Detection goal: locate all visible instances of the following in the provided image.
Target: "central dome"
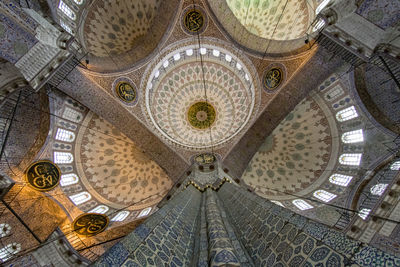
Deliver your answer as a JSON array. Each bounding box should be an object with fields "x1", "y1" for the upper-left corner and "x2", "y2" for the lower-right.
[
  {"x1": 143, "y1": 40, "x2": 258, "y2": 150},
  {"x1": 187, "y1": 101, "x2": 216, "y2": 129}
]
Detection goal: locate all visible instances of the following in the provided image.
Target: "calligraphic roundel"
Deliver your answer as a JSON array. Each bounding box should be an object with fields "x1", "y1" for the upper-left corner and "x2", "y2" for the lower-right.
[
  {"x1": 264, "y1": 67, "x2": 283, "y2": 91},
  {"x1": 25, "y1": 160, "x2": 61, "y2": 191},
  {"x1": 73, "y1": 213, "x2": 109, "y2": 236}
]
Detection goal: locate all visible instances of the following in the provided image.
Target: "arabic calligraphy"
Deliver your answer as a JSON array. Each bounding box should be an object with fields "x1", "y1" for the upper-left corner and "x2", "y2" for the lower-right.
[
  {"x1": 25, "y1": 160, "x2": 60, "y2": 191},
  {"x1": 264, "y1": 68, "x2": 283, "y2": 90},
  {"x1": 184, "y1": 9, "x2": 204, "y2": 32},
  {"x1": 73, "y1": 213, "x2": 109, "y2": 236},
  {"x1": 116, "y1": 82, "x2": 136, "y2": 103}
]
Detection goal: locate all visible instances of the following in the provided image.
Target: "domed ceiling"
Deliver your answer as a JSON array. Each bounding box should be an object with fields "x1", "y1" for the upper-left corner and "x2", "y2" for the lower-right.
[
  {"x1": 226, "y1": 0, "x2": 314, "y2": 41},
  {"x1": 242, "y1": 90, "x2": 339, "y2": 200},
  {"x1": 76, "y1": 112, "x2": 173, "y2": 210},
  {"x1": 83, "y1": 0, "x2": 160, "y2": 57},
  {"x1": 142, "y1": 40, "x2": 261, "y2": 150}
]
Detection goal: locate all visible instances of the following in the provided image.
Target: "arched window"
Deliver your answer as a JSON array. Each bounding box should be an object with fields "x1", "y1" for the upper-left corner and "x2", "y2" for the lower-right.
[
  {"x1": 212, "y1": 49, "x2": 220, "y2": 57},
  {"x1": 60, "y1": 173, "x2": 79, "y2": 186},
  {"x1": 0, "y1": 243, "x2": 21, "y2": 262},
  {"x1": 186, "y1": 49, "x2": 193, "y2": 56},
  {"x1": 111, "y1": 211, "x2": 130, "y2": 222},
  {"x1": 292, "y1": 199, "x2": 313, "y2": 210},
  {"x1": 390, "y1": 161, "x2": 400, "y2": 171},
  {"x1": 55, "y1": 128, "x2": 75, "y2": 142},
  {"x1": 339, "y1": 153, "x2": 362, "y2": 166},
  {"x1": 225, "y1": 54, "x2": 232, "y2": 62},
  {"x1": 58, "y1": 0, "x2": 76, "y2": 20},
  {"x1": 173, "y1": 53, "x2": 181, "y2": 61},
  {"x1": 89, "y1": 205, "x2": 109, "y2": 214},
  {"x1": 316, "y1": 0, "x2": 332, "y2": 14},
  {"x1": 54, "y1": 152, "x2": 73, "y2": 164},
  {"x1": 60, "y1": 21, "x2": 73, "y2": 34},
  {"x1": 270, "y1": 200, "x2": 284, "y2": 207},
  {"x1": 341, "y1": 129, "x2": 364, "y2": 143},
  {"x1": 336, "y1": 106, "x2": 358, "y2": 122},
  {"x1": 62, "y1": 107, "x2": 82, "y2": 123},
  {"x1": 69, "y1": 192, "x2": 91, "y2": 205},
  {"x1": 370, "y1": 184, "x2": 388, "y2": 196},
  {"x1": 313, "y1": 190, "x2": 337, "y2": 202},
  {"x1": 138, "y1": 207, "x2": 152, "y2": 218},
  {"x1": 0, "y1": 223, "x2": 11, "y2": 238},
  {"x1": 329, "y1": 174, "x2": 353, "y2": 186},
  {"x1": 200, "y1": 47, "x2": 207, "y2": 55},
  {"x1": 358, "y1": 208, "x2": 371, "y2": 220},
  {"x1": 73, "y1": 0, "x2": 83, "y2": 5}
]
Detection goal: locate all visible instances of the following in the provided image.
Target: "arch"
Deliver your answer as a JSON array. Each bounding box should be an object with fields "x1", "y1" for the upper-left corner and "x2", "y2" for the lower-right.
[
  {"x1": 336, "y1": 106, "x2": 358, "y2": 122},
  {"x1": 138, "y1": 207, "x2": 152, "y2": 218},
  {"x1": 55, "y1": 128, "x2": 76, "y2": 142},
  {"x1": 292, "y1": 199, "x2": 313, "y2": 210},
  {"x1": 58, "y1": 1, "x2": 76, "y2": 20},
  {"x1": 60, "y1": 173, "x2": 79, "y2": 186},
  {"x1": 111, "y1": 211, "x2": 130, "y2": 222},
  {"x1": 329, "y1": 174, "x2": 353, "y2": 186},
  {"x1": 370, "y1": 183, "x2": 388, "y2": 196},
  {"x1": 313, "y1": 189, "x2": 337, "y2": 202},
  {"x1": 339, "y1": 153, "x2": 362, "y2": 166},
  {"x1": 54, "y1": 152, "x2": 73, "y2": 164},
  {"x1": 89, "y1": 205, "x2": 109, "y2": 214},
  {"x1": 69, "y1": 191, "x2": 91, "y2": 205},
  {"x1": 341, "y1": 129, "x2": 363, "y2": 143},
  {"x1": 0, "y1": 243, "x2": 21, "y2": 262}
]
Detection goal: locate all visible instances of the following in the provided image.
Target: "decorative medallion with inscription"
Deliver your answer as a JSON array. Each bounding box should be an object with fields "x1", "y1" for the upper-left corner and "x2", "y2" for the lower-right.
[
  {"x1": 25, "y1": 160, "x2": 61, "y2": 191},
  {"x1": 195, "y1": 153, "x2": 216, "y2": 164},
  {"x1": 187, "y1": 101, "x2": 216, "y2": 129},
  {"x1": 73, "y1": 213, "x2": 109, "y2": 236},
  {"x1": 184, "y1": 9, "x2": 204, "y2": 33},
  {"x1": 115, "y1": 81, "x2": 136, "y2": 103},
  {"x1": 264, "y1": 67, "x2": 283, "y2": 90}
]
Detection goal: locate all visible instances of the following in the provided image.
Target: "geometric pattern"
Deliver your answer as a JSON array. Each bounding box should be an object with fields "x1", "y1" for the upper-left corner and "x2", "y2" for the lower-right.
[
  {"x1": 242, "y1": 95, "x2": 333, "y2": 198},
  {"x1": 76, "y1": 112, "x2": 172, "y2": 209},
  {"x1": 92, "y1": 182, "x2": 400, "y2": 266},
  {"x1": 144, "y1": 44, "x2": 256, "y2": 150},
  {"x1": 83, "y1": 0, "x2": 160, "y2": 57},
  {"x1": 226, "y1": 0, "x2": 312, "y2": 40}
]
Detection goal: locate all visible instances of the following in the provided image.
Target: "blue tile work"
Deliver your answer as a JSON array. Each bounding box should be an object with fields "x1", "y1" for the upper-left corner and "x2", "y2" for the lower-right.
[
  {"x1": 92, "y1": 186, "x2": 202, "y2": 267},
  {"x1": 93, "y1": 182, "x2": 400, "y2": 266},
  {"x1": 0, "y1": 13, "x2": 37, "y2": 63},
  {"x1": 356, "y1": 0, "x2": 400, "y2": 30},
  {"x1": 217, "y1": 183, "x2": 400, "y2": 266}
]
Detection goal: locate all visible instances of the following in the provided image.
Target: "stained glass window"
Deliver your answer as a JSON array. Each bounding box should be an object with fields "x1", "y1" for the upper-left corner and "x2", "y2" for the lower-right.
[
  {"x1": 313, "y1": 190, "x2": 337, "y2": 202},
  {"x1": 339, "y1": 153, "x2": 362, "y2": 166},
  {"x1": 60, "y1": 173, "x2": 79, "y2": 186},
  {"x1": 89, "y1": 205, "x2": 109, "y2": 214},
  {"x1": 69, "y1": 192, "x2": 91, "y2": 205},
  {"x1": 370, "y1": 184, "x2": 388, "y2": 196},
  {"x1": 336, "y1": 106, "x2": 358, "y2": 122},
  {"x1": 111, "y1": 211, "x2": 130, "y2": 222},
  {"x1": 342, "y1": 129, "x2": 364, "y2": 143},
  {"x1": 58, "y1": 0, "x2": 76, "y2": 20},
  {"x1": 54, "y1": 152, "x2": 73, "y2": 164},
  {"x1": 62, "y1": 107, "x2": 82, "y2": 123},
  {"x1": 55, "y1": 128, "x2": 75, "y2": 142},
  {"x1": 138, "y1": 207, "x2": 152, "y2": 218},
  {"x1": 292, "y1": 199, "x2": 313, "y2": 210},
  {"x1": 329, "y1": 174, "x2": 353, "y2": 186}
]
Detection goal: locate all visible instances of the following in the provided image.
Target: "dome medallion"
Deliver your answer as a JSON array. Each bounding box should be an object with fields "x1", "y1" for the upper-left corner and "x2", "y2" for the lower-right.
[{"x1": 143, "y1": 40, "x2": 260, "y2": 150}]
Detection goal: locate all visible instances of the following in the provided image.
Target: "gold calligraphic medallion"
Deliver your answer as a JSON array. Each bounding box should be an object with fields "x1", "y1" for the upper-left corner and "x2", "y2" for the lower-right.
[
  {"x1": 184, "y1": 9, "x2": 204, "y2": 33},
  {"x1": 195, "y1": 153, "x2": 216, "y2": 164},
  {"x1": 187, "y1": 102, "x2": 216, "y2": 129},
  {"x1": 25, "y1": 160, "x2": 61, "y2": 191},
  {"x1": 264, "y1": 68, "x2": 283, "y2": 90},
  {"x1": 73, "y1": 213, "x2": 109, "y2": 236},
  {"x1": 116, "y1": 82, "x2": 136, "y2": 103}
]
